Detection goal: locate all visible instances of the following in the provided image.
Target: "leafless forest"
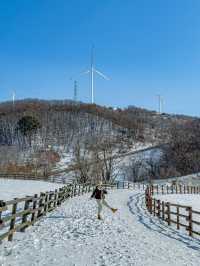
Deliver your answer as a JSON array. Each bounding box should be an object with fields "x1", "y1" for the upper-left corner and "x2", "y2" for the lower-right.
[{"x1": 0, "y1": 99, "x2": 199, "y2": 182}]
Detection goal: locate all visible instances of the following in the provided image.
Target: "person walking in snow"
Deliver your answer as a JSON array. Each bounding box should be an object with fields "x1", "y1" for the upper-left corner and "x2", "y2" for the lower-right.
[{"x1": 91, "y1": 182, "x2": 118, "y2": 220}]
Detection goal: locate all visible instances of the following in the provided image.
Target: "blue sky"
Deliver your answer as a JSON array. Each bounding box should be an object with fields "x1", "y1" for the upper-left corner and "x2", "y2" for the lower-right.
[{"x1": 0, "y1": 0, "x2": 200, "y2": 116}]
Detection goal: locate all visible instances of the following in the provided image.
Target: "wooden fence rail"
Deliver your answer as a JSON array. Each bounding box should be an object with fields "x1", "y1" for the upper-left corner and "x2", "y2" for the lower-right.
[{"x1": 145, "y1": 185, "x2": 200, "y2": 238}]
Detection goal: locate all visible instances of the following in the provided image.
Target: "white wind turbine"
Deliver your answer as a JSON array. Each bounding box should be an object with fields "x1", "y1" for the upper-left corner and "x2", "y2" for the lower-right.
[
  {"x1": 82, "y1": 46, "x2": 109, "y2": 104},
  {"x1": 156, "y1": 94, "x2": 164, "y2": 114},
  {"x1": 12, "y1": 90, "x2": 16, "y2": 108}
]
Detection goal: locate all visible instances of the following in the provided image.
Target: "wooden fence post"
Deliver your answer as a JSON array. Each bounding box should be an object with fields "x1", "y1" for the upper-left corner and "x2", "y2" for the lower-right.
[
  {"x1": 54, "y1": 190, "x2": 58, "y2": 208},
  {"x1": 145, "y1": 190, "x2": 150, "y2": 211},
  {"x1": 31, "y1": 194, "x2": 38, "y2": 225},
  {"x1": 166, "y1": 202, "x2": 171, "y2": 226},
  {"x1": 70, "y1": 185, "x2": 73, "y2": 198},
  {"x1": 151, "y1": 186, "x2": 154, "y2": 196},
  {"x1": 43, "y1": 192, "x2": 49, "y2": 215},
  {"x1": 8, "y1": 198, "x2": 18, "y2": 241},
  {"x1": 0, "y1": 208, "x2": 2, "y2": 222},
  {"x1": 21, "y1": 196, "x2": 31, "y2": 232},
  {"x1": 177, "y1": 206, "x2": 180, "y2": 230},
  {"x1": 73, "y1": 184, "x2": 77, "y2": 197},
  {"x1": 63, "y1": 186, "x2": 67, "y2": 200},
  {"x1": 146, "y1": 192, "x2": 149, "y2": 211},
  {"x1": 57, "y1": 188, "x2": 62, "y2": 206},
  {"x1": 153, "y1": 199, "x2": 156, "y2": 216},
  {"x1": 37, "y1": 192, "x2": 45, "y2": 217},
  {"x1": 162, "y1": 201, "x2": 165, "y2": 220},
  {"x1": 145, "y1": 191, "x2": 148, "y2": 209},
  {"x1": 48, "y1": 192, "x2": 52, "y2": 210},
  {"x1": 149, "y1": 197, "x2": 153, "y2": 214},
  {"x1": 87, "y1": 184, "x2": 90, "y2": 193},
  {"x1": 187, "y1": 207, "x2": 193, "y2": 237},
  {"x1": 63, "y1": 187, "x2": 67, "y2": 200},
  {"x1": 157, "y1": 200, "x2": 161, "y2": 218}
]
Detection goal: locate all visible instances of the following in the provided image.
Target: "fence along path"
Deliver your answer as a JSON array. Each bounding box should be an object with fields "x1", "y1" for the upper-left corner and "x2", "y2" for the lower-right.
[
  {"x1": 145, "y1": 185, "x2": 200, "y2": 238},
  {"x1": 0, "y1": 183, "x2": 99, "y2": 242},
  {"x1": 4, "y1": 181, "x2": 198, "y2": 243},
  {"x1": 0, "y1": 181, "x2": 148, "y2": 243}
]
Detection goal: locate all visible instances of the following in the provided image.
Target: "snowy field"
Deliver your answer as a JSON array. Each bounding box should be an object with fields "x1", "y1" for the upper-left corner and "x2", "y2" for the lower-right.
[
  {"x1": 1, "y1": 189, "x2": 200, "y2": 266},
  {"x1": 153, "y1": 173, "x2": 200, "y2": 186},
  {"x1": 0, "y1": 179, "x2": 63, "y2": 201},
  {"x1": 155, "y1": 194, "x2": 200, "y2": 212}
]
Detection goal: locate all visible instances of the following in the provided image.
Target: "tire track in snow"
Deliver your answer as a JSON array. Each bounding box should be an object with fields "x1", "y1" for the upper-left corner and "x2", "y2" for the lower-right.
[{"x1": 127, "y1": 191, "x2": 200, "y2": 252}]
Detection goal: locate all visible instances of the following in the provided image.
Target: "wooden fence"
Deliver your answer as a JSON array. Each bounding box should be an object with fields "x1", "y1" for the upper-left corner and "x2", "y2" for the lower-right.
[
  {"x1": 147, "y1": 184, "x2": 200, "y2": 195},
  {"x1": 0, "y1": 173, "x2": 46, "y2": 180},
  {"x1": 0, "y1": 183, "x2": 96, "y2": 242},
  {"x1": 0, "y1": 180, "x2": 147, "y2": 243},
  {"x1": 145, "y1": 185, "x2": 200, "y2": 238}
]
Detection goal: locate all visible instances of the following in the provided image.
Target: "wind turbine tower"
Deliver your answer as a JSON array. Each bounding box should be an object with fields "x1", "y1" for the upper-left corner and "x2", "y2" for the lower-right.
[
  {"x1": 74, "y1": 80, "x2": 78, "y2": 102},
  {"x1": 157, "y1": 94, "x2": 164, "y2": 114},
  {"x1": 83, "y1": 46, "x2": 109, "y2": 104},
  {"x1": 12, "y1": 90, "x2": 16, "y2": 109}
]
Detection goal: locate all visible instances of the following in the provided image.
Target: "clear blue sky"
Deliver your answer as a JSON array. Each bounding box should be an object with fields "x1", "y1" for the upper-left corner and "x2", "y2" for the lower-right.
[{"x1": 0, "y1": 0, "x2": 200, "y2": 116}]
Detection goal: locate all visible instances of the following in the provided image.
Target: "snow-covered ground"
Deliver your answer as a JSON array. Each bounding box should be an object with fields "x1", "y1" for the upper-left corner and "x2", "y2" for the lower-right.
[
  {"x1": 0, "y1": 179, "x2": 63, "y2": 201},
  {"x1": 1, "y1": 189, "x2": 200, "y2": 265},
  {"x1": 155, "y1": 194, "x2": 200, "y2": 235},
  {"x1": 177, "y1": 173, "x2": 200, "y2": 185}
]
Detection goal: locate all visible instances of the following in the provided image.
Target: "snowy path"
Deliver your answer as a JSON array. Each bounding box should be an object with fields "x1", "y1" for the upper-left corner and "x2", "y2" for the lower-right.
[{"x1": 1, "y1": 189, "x2": 200, "y2": 266}]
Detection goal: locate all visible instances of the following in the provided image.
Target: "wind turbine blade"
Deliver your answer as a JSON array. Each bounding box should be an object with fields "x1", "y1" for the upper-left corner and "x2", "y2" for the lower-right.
[
  {"x1": 80, "y1": 70, "x2": 90, "y2": 75},
  {"x1": 69, "y1": 70, "x2": 90, "y2": 79},
  {"x1": 94, "y1": 69, "x2": 110, "y2": 80}
]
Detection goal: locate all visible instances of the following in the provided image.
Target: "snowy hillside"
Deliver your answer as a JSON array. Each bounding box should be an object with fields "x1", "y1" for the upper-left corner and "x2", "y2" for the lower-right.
[
  {"x1": 1, "y1": 189, "x2": 200, "y2": 266},
  {"x1": 0, "y1": 179, "x2": 62, "y2": 201}
]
